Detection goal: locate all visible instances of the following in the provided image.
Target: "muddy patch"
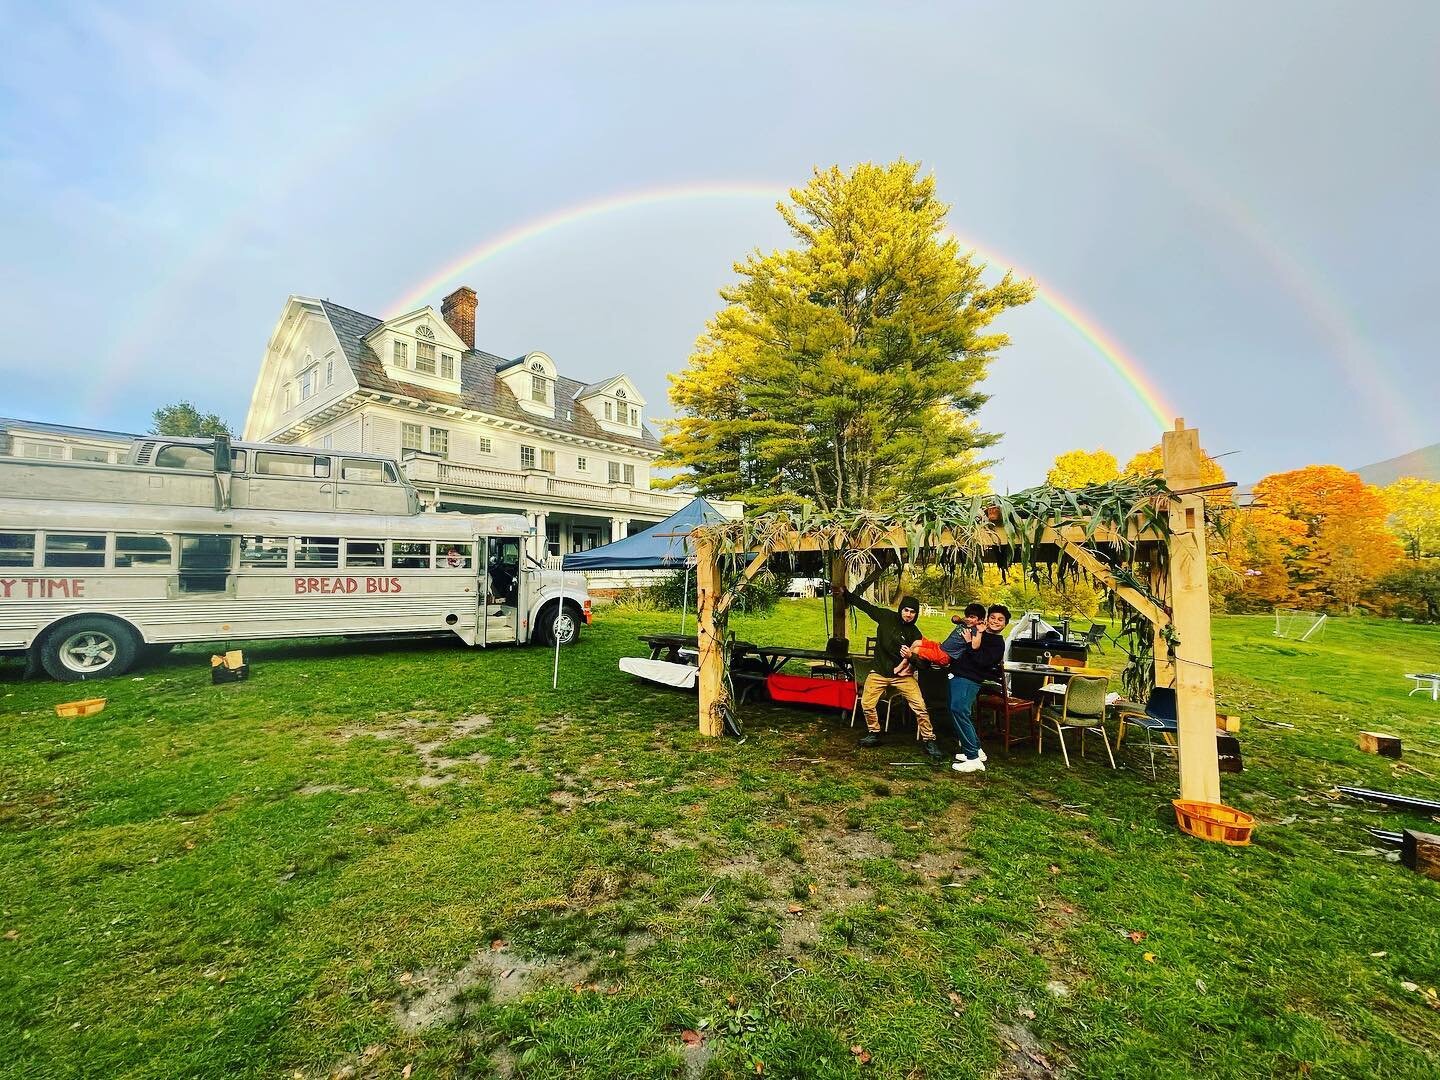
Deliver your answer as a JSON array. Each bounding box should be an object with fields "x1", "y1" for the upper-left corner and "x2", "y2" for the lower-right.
[{"x1": 339, "y1": 713, "x2": 496, "y2": 787}]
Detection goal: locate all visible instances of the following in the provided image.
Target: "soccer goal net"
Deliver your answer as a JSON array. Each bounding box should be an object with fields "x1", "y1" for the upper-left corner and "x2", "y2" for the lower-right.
[{"x1": 1274, "y1": 608, "x2": 1328, "y2": 641}]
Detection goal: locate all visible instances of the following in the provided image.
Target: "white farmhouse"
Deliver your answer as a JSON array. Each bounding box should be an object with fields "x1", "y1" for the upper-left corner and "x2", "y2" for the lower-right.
[{"x1": 243, "y1": 286, "x2": 737, "y2": 560}]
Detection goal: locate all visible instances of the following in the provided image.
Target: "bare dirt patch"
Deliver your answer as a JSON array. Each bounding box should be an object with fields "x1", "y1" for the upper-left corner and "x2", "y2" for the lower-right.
[
  {"x1": 392, "y1": 943, "x2": 597, "y2": 1032},
  {"x1": 997, "y1": 1018, "x2": 1069, "y2": 1078},
  {"x1": 339, "y1": 714, "x2": 497, "y2": 786}
]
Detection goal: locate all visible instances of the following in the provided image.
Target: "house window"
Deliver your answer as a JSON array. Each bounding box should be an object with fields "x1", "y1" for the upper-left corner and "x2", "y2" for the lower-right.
[
  {"x1": 608, "y1": 461, "x2": 620, "y2": 483},
  {"x1": 476, "y1": 437, "x2": 492, "y2": 454},
  {"x1": 299, "y1": 368, "x2": 314, "y2": 400},
  {"x1": 624, "y1": 464, "x2": 635, "y2": 485},
  {"x1": 393, "y1": 340, "x2": 409, "y2": 368},
  {"x1": 520, "y1": 445, "x2": 536, "y2": 470},
  {"x1": 577, "y1": 456, "x2": 587, "y2": 472},
  {"x1": 629, "y1": 408, "x2": 638, "y2": 426},
  {"x1": 604, "y1": 401, "x2": 613, "y2": 420},
  {"x1": 325, "y1": 358, "x2": 334, "y2": 385},
  {"x1": 441, "y1": 352, "x2": 456, "y2": 379},
  {"x1": 321, "y1": 434, "x2": 333, "y2": 449},
  {"x1": 428, "y1": 427, "x2": 448, "y2": 457},
  {"x1": 71, "y1": 446, "x2": 112, "y2": 463},
  {"x1": 415, "y1": 341, "x2": 436, "y2": 374},
  {"x1": 540, "y1": 449, "x2": 555, "y2": 472},
  {"x1": 531, "y1": 374, "x2": 547, "y2": 403},
  {"x1": 402, "y1": 423, "x2": 423, "y2": 452},
  {"x1": 283, "y1": 386, "x2": 292, "y2": 411},
  {"x1": 22, "y1": 442, "x2": 65, "y2": 460}
]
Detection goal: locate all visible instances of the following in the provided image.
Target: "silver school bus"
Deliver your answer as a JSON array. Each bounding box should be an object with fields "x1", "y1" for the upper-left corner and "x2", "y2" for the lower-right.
[{"x1": 0, "y1": 498, "x2": 590, "y2": 681}]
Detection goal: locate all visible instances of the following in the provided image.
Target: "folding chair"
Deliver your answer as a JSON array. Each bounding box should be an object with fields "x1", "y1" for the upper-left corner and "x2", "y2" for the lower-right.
[
  {"x1": 1112, "y1": 686, "x2": 1178, "y2": 778},
  {"x1": 1082, "y1": 624, "x2": 1108, "y2": 653},
  {"x1": 1039, "y1": 675, "x2": 1116, "y2": 768}
]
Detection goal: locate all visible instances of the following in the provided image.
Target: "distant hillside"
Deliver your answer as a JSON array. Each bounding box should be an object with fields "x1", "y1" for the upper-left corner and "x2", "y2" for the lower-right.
[{"x1": 1355, "y1": 442, "x2": 1440, "y2": 485}]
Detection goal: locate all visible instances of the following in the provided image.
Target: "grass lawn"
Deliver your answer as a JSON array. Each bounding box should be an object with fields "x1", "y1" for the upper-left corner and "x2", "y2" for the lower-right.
[{"x1": 2, "y1": 605, "x2": 1439, "y2": 1079}]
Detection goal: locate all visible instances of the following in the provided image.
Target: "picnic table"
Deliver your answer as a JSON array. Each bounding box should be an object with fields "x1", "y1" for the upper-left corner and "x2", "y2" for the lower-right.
[
  {"x1": 1406, "y1": 672, "x2": 1440, "y2": 701},
  {"x1": 638, "y1": 633, "x2": 755, "y2": 662}
]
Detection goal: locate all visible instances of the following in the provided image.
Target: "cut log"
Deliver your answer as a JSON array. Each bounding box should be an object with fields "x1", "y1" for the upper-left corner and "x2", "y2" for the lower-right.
[
  {"x1": 1219, "y1": 715, "x2": 1242, "y2": 733},
  {"x1": 1357, "y1": 732, "x2": 1402, "y2": 758},
  {"x1": 1400, "y1": 830, "x2": 1440, "y2": 881}
]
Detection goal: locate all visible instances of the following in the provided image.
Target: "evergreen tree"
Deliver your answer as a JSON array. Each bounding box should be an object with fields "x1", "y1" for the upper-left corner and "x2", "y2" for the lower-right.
[{"x1": 660, "y1": 161, "x2": 1034, "y2": 511}]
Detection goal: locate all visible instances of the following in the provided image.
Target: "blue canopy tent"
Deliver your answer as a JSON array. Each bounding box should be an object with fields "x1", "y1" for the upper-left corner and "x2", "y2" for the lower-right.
[
  {"x1": 563, "y1": 497, "x2": 728, "y2": 637},
  {"x1": 561, "y1": 497, "x2": 727, "y2": 571}
]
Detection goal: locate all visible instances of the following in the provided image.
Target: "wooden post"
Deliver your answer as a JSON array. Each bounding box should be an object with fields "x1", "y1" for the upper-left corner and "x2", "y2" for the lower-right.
[
  {"x1": 829, "y1": 549, "x2": 848, "y2": 648},
  {"x1": 694, "y1": 534, "x2": 725, "y2": 737},
  {"x1": 1162, "y1": 419, "x2": 1222, "y2": 804},
  {"x1": 1149, "y1": 560, "x2": 1175, "y2": 689}
]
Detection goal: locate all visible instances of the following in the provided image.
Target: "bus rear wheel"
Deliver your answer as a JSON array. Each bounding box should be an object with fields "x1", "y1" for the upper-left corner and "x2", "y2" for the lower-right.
[
  {"x1": 40, "y1": 616, "x2": 140, "y2": 682},
  {"x1": 536, "y1": 601, "x2": 582, "y2": 646}
]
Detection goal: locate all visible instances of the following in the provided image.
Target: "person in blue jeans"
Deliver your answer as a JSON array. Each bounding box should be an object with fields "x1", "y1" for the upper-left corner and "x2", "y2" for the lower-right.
[{"x1": 940, "y1": 604, "x2": 1010, "y2": 774}]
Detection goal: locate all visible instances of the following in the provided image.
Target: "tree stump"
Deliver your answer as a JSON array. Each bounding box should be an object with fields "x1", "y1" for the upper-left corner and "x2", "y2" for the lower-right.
[
  {"x1": 1357, "y1": 731, "x2": 1402, "y2": 758},
  {"x1": 1401, "y1": 830, "x2": 1440, "y2": 881}
]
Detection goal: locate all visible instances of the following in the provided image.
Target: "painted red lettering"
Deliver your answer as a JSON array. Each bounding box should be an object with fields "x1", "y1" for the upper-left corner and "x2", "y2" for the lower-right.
[
  {"x1": 389, "y1": 577, "x2": 401, "y2": 593},
  {"x1": 343, "y1": 577, "x2": 358, "y2": 594},
  {"x1": 307, "y1": 577, "x2": 321, "y2": 593},
  {"x1": 72, "y1": 579, "x2": 84, "y2": 597},
  {"x1": 46, "y1": 579, "x2": 72, "y2": 598},
  {"x1": 0, "y1": 579, "x2": 14, "y2": 598},
  {"x1": 294, "y1": 577, "x2": 307, "y2": 594}
]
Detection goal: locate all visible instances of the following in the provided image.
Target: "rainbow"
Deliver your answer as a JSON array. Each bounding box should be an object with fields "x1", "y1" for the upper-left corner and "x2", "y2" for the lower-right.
[{"x1": 386, "y1": 182, "x2": 1174, "y2": 429}]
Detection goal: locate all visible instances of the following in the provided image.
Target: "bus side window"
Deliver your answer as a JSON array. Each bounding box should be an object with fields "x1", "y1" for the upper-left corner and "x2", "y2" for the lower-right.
[
  {"x1": 178, "y1": 534, "x2": 233, "y2": 592},
  {"x1": 344, "y1": 540, "x2": 385, "y2": 568},
  {"x1": 341, "y1": 458, "x2": 390, "y2": 483},
  {"x1": 239, "y1": 536, "x2": 290, "y2": 567},
  {"x1": 115, "y1": 534, "x2": 173, "y2": 568},
  {"x1": 391, "y1": 541, "x2": 432, "y2": 569},
  {"x1": 295, "y1": 537, "x2": 340, "y2": 569},
  {"x1": 0, "y1": 531, "x2": 37, "y2": 568},
  {"x1": 155, "y1": 445, "x2": 213, "y2": 470},
  {"x1": 256, "y1": 452, "x2": 330, "y2": 478},
  {"x1": 43, "y1": 533, "x2": 106, "y2": 568}
]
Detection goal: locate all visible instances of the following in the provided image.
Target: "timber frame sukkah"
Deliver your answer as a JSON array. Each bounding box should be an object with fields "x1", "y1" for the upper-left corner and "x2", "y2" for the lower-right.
[{"x1": 688, "y1": 420, "x2": 1226, "y2": 804}]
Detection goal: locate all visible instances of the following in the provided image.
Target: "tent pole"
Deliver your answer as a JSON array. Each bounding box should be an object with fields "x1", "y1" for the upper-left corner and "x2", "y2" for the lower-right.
[
  {"x1": 680, "y1": 563, "x2": 690, "y2": 636},
  {"x1": 552, "y1": 569, "x2": 564, "y2": 690}
]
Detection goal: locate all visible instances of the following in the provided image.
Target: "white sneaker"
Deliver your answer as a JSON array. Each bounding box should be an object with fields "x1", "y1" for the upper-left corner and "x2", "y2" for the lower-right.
[
  {"x1": 951, "y1": 757, "x2": 987, "y2": 774},
  {"x1": 953, "y1": 750, "x2": 988, "y2": 762}
]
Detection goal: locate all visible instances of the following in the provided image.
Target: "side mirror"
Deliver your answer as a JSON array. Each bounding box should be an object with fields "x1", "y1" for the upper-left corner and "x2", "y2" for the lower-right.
[{"x1": 213, "y1": 435, "x2": 233, "y2": 474}]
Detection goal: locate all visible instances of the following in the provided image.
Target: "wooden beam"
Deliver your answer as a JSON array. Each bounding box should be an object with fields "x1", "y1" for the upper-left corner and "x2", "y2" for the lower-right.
[
  {"x1": 709, "y1": 521, "x2": 1164, "y2": 557},
  {"x1": 1163, "y1": 419, "x2": 1221, "y2": 805},
  {"x1": 715, "y1": 547, "x2": 774, "y2": 617},
  {"x1": 1057, "y1": 538, "x2": 1169, "y2": 629},
  {"x1": 694, "y1": 534, "x2": 725, "y2": 738}
]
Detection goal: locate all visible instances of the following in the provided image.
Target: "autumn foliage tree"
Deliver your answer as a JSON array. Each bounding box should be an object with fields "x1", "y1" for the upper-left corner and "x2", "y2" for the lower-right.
[
  {"x1": 1250, "y1": 465, "x2": 1399, "y2": 611},
  {"x1": 660, "y1": 161, "x2": 1035, "y2": 511},
  {"x1": 1381, "y1": 477, "x2": 1440, "y2": 559},
  {"x1": 1045, "y1": 448, "x2": 1120, "y2": 488}
]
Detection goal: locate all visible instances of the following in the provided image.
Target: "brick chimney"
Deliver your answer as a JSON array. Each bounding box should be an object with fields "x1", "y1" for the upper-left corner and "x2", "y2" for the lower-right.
[{"x1": 441, "y1": 286, "x2": 477, "y2": 349}]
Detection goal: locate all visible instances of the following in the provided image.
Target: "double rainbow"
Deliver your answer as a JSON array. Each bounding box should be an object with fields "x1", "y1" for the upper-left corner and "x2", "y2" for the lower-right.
[{"x1": 385, "y1": 182, "x2": 1174, "y2": 429}]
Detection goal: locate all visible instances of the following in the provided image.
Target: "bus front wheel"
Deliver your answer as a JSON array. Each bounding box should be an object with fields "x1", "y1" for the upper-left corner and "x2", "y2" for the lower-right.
[
  {"x1": 39, "y1": 616, "x2": 141, "y2": 682},
  {"x1": 536, "y1": 601, "x2": 582, "y2": 646}
]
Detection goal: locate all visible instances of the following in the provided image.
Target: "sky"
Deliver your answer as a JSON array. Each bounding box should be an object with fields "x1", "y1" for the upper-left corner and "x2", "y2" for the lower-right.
[{"x1": 1, "y1": 0, "x2": 1437, "y2": 490}]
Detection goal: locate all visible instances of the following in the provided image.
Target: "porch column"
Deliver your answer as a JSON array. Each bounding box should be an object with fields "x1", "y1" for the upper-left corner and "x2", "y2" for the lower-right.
[
  {"x1": 1162, "y1": 419, "x2": 1222, "y2": 805},
  {"x1": 610, "y1": 516, "x2": 628, "y2": 543},
  {"x1": 532, "y1": 511, "x2": 549, "y2": 561}
]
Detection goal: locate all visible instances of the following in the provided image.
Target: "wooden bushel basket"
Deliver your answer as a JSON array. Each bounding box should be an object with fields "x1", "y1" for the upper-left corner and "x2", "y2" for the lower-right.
[{"x1": 1172, "y1": 800, "x2": 1254, "y2": 846}]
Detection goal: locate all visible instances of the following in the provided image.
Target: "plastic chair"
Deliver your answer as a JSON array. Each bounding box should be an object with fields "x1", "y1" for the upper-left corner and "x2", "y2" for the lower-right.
[
  {"x1": 1039, "y1": 675, "x2": 1116, "y2": 768},
  {"x1": 1082, "y1": 624, "x2": 1108, "y2": 653}
]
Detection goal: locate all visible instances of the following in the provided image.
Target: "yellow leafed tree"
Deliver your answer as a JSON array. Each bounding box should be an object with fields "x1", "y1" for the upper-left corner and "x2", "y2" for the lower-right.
[
  {"x1": 1045, "y1": 448, "x2": 1120, "y2": 488},
  {"x1": 1381, "y1": 477, "x2": 1440, "y2": 559}
]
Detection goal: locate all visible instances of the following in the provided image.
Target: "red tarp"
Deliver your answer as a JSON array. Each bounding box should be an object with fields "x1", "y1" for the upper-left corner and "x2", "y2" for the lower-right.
[{"x1": 766, "y1": 672, "x2": 857, "y2": 710}]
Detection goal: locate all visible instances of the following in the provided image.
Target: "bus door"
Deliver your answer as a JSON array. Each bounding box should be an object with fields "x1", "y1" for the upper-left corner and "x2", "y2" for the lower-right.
[{"x1": 481, "y1": 536, "x2": 520, "y2": 644}]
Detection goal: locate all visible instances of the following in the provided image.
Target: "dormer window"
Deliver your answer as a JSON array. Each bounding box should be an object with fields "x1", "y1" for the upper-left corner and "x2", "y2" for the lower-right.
[
  {"x1": 531, "y1": 374, "x2": 546, "y2": 402},
  {"x1": 393, "y1": 341, "x2": 409, "y2": 368},
  {"x1": 441, "y1": 352, "x2": 456, "y2": 379},
  {"x1": 415, "y1": 341, "x2": 436, "y2": 374},
  {"x1": 604, "y1": 401, "x2": 613, "y2": 420}
]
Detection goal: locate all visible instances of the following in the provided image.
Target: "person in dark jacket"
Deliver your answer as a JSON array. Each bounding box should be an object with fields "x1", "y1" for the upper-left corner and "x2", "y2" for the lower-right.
[
  {"x1": 846, "y1": 589, "x2": 945, "y2": 761},
  {"x1": 940, "y1": 603, "x2": 1010, "y2": 773}
]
